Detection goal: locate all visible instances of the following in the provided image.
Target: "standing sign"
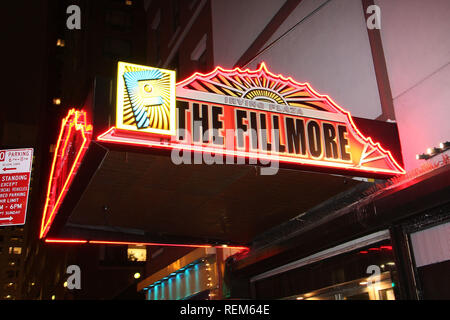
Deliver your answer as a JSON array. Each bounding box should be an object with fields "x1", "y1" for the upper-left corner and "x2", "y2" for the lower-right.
[{"x1": 0, "y1": 148, "x2": 33, "y2": 226}]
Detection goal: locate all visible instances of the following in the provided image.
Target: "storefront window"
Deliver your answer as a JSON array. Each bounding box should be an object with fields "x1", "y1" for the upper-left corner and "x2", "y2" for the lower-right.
[
  {"x1": 127, "y1": 245, "x2": 147, "y2": 262},
  {"x1": 410, "y1": 219, "x2": 450, "y2": 299},
  {"x1": 8, "y1": 247, "x2": 22, "y2": 255},
  {"x1": 253, "y1": 239, "x2": 399, "y2": 300}
]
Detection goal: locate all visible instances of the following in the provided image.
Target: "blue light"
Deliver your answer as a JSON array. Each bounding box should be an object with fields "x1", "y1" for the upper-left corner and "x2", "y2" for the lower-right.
[{"x1": 154, "y1": 284, "x2": 159, "y2": 301}]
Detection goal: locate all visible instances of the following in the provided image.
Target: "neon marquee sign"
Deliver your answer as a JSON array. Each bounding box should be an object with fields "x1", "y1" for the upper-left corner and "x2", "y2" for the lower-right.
[
  {"x1": 41, "y1": 62, "x2": 405, "y2": 246},
  {"x1": 100, "y1": 62, "x2": 405, "y2": 177}
]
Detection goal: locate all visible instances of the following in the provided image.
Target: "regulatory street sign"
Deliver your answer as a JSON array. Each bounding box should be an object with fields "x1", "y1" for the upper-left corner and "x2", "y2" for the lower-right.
[{"x1": 0, "y1": 148, "x2": 33, "y2": 227}]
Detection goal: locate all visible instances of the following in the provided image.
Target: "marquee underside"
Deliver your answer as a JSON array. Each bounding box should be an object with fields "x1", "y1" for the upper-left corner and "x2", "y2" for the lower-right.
[{"x1": 45, "y1": 141, "x2": 361, "y2": 246}]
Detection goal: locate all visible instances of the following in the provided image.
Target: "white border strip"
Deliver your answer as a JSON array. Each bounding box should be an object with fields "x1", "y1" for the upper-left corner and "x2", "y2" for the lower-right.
[
  {"x1": 250, "y1": 230, "x2": 390, "y2": 283},
  {"x1": 176, "y1": 87, "x2": 347, "y2": 122}
]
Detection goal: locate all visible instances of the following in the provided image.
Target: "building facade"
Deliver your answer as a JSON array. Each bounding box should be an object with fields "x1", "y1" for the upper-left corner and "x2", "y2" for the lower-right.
[
  {"x1": 137, "y1": 0, "x2": 450, "y2": 300},
  {"x1": 3, "y1": 0, "x2": 148, "y2": 300},
  {"x1": 4, "y1": 0, "x2": 447, "y2": 301}
]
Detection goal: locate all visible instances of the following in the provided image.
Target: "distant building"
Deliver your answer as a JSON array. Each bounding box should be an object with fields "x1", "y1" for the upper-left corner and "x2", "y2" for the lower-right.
[{"x1": 2, "y1": 0, "x2": 148, "y2": 300}]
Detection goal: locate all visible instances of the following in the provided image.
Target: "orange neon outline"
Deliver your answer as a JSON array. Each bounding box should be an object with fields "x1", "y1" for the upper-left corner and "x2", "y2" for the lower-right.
[
  {"x1": 176, "y1": 62, "x2": 405, "y2": 175},
  {"x1": 44, "y1": 239, "x2": 249, "y2": 251},
  {"x1": 45, "y1": 239, "x2": 88, "y2": 244},
  {"x1": 99, "y1": 63, "x2": 404, "y2": 176},
  {"x1": 97, "y1": 126, "x2": 402, "y2": 176},
  {"x1": 40, "y1": 109, "x2": 92, "y2": 239}
]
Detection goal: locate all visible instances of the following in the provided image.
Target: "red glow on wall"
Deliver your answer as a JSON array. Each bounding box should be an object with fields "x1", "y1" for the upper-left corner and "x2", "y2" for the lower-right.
[{"x1": 359, "y1": 245, "x2": 393, "y2": 255}]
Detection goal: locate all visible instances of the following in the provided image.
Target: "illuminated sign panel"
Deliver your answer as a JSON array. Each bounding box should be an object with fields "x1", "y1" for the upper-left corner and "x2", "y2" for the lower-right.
[
  {"x1": 100, "y1": 62, "x2": 405, "y2": 177},
  {"x1": 116, "y1": 62, "x2": 176, "y2": 135}
]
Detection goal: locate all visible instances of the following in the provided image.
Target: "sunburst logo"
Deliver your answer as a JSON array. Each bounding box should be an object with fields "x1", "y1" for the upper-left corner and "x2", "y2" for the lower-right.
[
  {"x1": 116, "y1": 62, "x2": 176, "y2": 135},
  {"x1": 176, "y1": 62, "x2": 333, "y2": 112}
]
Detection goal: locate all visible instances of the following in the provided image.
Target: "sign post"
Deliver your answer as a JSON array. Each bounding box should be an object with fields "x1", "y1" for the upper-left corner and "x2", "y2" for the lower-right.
[{"x1": 0, "y1": 148, "x2": 33, "y2": 227}]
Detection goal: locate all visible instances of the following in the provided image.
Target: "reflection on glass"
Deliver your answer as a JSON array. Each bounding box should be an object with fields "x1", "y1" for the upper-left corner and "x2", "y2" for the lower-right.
[{"x1": 280, "y1": 240, "x2": 398, "y2": 300}]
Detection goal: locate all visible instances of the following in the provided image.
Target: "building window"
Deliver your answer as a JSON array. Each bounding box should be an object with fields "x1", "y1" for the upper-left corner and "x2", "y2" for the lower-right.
[
  {"x1": 191, "y1": 35, "x2": 207, "y2": 73},
  {"x1": 154, "y1": 26, "x2": 161, "y2": 65},
  {"x1": 56, "y1": 39, "x2": 65, "y2": 47},
  {"x1": 100, "y1": 245, "x2": 128, "y2": 265},
  {"x1": 9, "y1": 235, "x2": 23, "y2": 242},
  {"x1": 172, "y1": 0, "x2": 180, "y2": 32},
  {"x1": 5, "y1": 282, "x2": 15, "y2": 289},
  {"x1": 8, "y1": 247, "x2": 22, "y2": 255},
  {"x1": 103, "y1": 38, "x2": 132, "y2": 60},
  {"x1": 6, "y1": 270, "x2": 15, "y2": 279},
  {"x1": 169, "y1": 53, "x2": 179, "y2": 78},
  {"x1": 127, "y1": 245, "x2": 147, "y2": 262},
  {"x1": 189, "y1": 0, "x2": 200, "y2": 11},
  {"x1": 105, "y1": 10, "x2": 132, "y2": 30},
  {"x1": 150, "y1": 9, "x2": 161, "y2": 65},
  {"x1": 8, "y1": 260, "x2": 19, "y2": 267}
]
